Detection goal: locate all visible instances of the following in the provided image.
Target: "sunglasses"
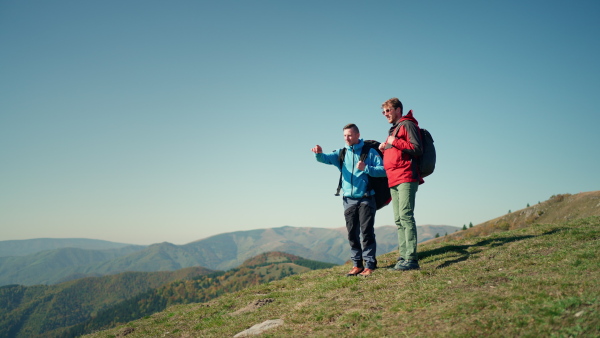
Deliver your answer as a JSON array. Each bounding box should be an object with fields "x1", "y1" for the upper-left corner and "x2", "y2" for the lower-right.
[{"x1": 382, "y1": 108, "x2": 393, "y2": 115}]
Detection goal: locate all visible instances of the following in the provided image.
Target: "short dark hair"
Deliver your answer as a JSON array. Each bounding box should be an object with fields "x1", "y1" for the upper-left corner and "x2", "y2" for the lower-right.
[
  {"x1": 382, "y1": 98, "x2": 403, "y2": 115},
  {"x1": 343, "y1": 123, "x2": 359, "y2": 133}
]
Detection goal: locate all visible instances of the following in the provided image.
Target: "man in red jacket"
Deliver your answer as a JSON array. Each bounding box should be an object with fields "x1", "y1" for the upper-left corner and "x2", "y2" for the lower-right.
[{"x1": 378, "y1": 98, "x2": 424, "y2": 271}]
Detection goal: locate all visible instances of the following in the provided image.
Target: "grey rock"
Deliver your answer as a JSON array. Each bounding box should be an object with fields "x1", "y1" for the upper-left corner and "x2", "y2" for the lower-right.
[{"x1": 233, "y1": 319, "x2": 284, "y2": 337}]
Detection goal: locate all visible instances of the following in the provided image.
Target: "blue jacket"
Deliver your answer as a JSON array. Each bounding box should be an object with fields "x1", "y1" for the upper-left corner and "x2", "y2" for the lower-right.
[{"x1": 315, "y1": 139, "x2": 386, "y2": 198}]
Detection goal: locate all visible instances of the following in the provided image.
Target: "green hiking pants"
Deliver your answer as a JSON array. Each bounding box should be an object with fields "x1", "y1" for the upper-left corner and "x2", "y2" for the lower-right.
[{"x1": 391, "y1": 182, "x2": 419, "y2": 261}]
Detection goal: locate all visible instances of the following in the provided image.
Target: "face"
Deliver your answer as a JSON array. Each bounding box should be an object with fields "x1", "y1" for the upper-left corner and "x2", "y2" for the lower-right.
[
  {"x1": 343, "y1": 127, "x2": 360, "y2": 146},
  {"x1": 382, "y1": 106, "x2": 402, "y2": 124}
]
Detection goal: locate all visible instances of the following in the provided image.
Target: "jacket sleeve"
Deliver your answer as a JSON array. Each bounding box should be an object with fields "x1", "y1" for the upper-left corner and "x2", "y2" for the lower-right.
[
  {"x1": 315, "y1": 149, "x2": 342, "y2": 170},
  {"x1": 363, "y1": 148, "x2": 386, "y2": 177},
  {"x1": 391, "y1": 122, "x2": 423, "y2": 157}
]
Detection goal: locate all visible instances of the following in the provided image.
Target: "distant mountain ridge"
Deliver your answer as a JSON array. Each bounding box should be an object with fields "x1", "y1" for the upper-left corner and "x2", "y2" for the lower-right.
[
  {"x1": 182, "y1": 224, "x2": 458, "y2": 270},
  {"x1": 0, "y1": 225, "x2": 458, "y2": 286},
  {"x1": 0, "y1": 238, "x2": 140, "y2": 257},
  {"x1": 0, "y1": 246, "x2": 147, "y2": 286}
]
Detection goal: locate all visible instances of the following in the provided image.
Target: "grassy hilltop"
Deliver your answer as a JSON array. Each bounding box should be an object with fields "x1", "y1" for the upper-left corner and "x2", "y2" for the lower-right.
[{"x1": 84, "y1": 192, "x2": 600, "y2": 337}]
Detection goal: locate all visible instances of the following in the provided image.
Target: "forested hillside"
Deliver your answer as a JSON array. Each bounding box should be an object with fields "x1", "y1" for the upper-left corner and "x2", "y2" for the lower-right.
[
  {"x1": 0, "y1": 252, "x2": 333, "y2": 338},
  {"x1": 0, "y1": 267, "x2": 213, "y2": 338}
]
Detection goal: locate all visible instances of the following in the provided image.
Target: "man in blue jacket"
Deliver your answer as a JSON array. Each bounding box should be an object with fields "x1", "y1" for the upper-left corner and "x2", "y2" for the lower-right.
[{"x1": 311, "y1": 123, "x2": 386, "y2": 277}]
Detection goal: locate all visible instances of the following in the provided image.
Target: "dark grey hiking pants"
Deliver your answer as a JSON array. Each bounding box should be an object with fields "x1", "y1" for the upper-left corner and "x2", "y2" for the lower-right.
[{"x1": 343, "y1": 196, "x2": 377, "y2": 270}]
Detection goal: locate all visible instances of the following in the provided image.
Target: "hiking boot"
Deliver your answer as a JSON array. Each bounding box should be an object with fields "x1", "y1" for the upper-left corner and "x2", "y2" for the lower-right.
[
  {"x1": 397, "y1": 260, "x2": 420, "y2": 271},
  {"x1": 358, "y1": 268, "x2": 374, "y2": 277},
  {"x1": 346, "y1": 267, "x2": 364, "y2": 276},
  {"x1": 388, "y1": 260, "x2": 407, "y2": 271}
]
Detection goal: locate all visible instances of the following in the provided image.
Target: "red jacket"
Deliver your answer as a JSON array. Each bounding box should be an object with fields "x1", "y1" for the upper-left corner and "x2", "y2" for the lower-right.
[{"x1": 382, "y1": 110, "x2": 424, "y2": 187}]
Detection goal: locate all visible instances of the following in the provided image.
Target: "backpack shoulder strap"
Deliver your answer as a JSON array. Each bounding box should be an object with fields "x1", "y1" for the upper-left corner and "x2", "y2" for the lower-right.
[
  {"x1": 359, "y1": 144, "x2": 374, "y2": 196},
  {"x1": 335, "y1": 148, "x2": 347, "y2": 196},
  {"x1": 389, "y1": 122, "x2": 403, "y2": 140},
  {"x1": 359, "y1": 144, "x2": 370, "y2": 162}
]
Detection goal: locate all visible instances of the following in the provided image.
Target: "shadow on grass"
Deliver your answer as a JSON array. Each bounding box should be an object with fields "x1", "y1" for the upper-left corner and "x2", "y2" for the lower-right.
[{"x1": 411, "y1": 228, "x2": 566, "y2": 270}]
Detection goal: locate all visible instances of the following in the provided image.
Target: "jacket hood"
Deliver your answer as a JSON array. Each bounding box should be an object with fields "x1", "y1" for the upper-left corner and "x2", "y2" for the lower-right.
[{"x1": 399, "y1": 109, "x2": 419, "y2": 126}]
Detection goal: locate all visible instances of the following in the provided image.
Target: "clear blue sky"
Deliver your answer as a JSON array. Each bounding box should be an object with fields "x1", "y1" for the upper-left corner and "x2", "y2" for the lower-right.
[{"x1": 1, "y1": 1, "x2": 599, "y2": 245}]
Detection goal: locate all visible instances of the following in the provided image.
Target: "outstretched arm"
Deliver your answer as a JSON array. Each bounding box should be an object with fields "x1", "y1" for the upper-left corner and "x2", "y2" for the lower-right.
[{"x1": 312, "y1": 145, "x2": 341, "y2": 168}]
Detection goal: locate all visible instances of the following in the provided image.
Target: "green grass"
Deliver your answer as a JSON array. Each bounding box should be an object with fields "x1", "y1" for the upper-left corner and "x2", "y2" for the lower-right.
[{"x1": 85, "y1": 216, "x2": 600, "y2": 337}]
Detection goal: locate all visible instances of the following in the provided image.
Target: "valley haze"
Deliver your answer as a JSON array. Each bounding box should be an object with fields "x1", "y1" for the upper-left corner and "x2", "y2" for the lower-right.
[{"x1": 0, "y1": 224, "x2": 457, "y2": 286}]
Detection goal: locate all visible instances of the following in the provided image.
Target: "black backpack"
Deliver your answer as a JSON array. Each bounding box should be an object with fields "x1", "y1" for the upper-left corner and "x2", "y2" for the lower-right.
[
  {"x1": 418, "y1": 128, "x2": 436, "y2": 177},
  {"x1": 335, "y1": 140, "x2": 392, "y2": 210},
  {"x1": 394, "y1": 121, "x2": 436, "y2": 178}
]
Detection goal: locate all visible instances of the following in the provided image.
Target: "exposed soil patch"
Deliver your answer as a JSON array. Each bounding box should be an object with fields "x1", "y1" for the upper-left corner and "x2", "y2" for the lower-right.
[
  {"x1": 230, "y1": 298, "x2": 275, "y2": 316},
  {"x1": 116, "y1": 327, "x2": 135, "y2": 337}
]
